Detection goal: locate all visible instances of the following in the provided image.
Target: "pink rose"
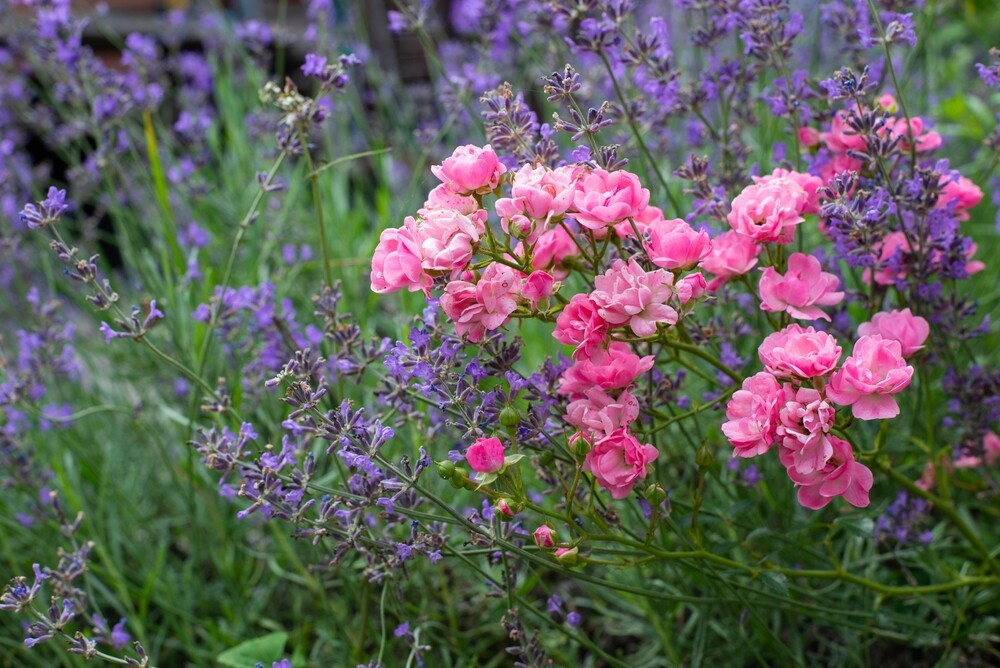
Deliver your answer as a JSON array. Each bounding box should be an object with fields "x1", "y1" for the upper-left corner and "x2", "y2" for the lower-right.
[
  {"x1": 857, "y1": 308, "x2": 929, "y2": 357},
  {"x1": 572, "y1": 168, "x2": 650, "y2": 234},
  {"x1": 565, "y1": 387, "x2": 640, "y2": 436},
  {"x1": 887, "y1": 116, "x2": 942, "y2": 153},
  {"x1": 676, "y1": 272, "x2": 708, "y2": 305},
  {"x1": 820, "y1": 110, "x2": 868, "y2": 154},
  {"x1": 613, "y1": 204, "x2": 666, "y2": 238},
  {"x1": 816, "y1": 152, "x2": 865, "y2": 185},
  {"x1": 700, "y1": 230, "x2": 761, "y2": 290},
  {"x1": 936, "y1": 175, "x2": 983, "y2": 221},
  {"x1": 553, "y1": 294, "x2": 609, "y2": 361},
  {"x1": 582, "y1": 428, "x2": 659, "y2": 499},
  {"x1": 643, "y1": 217, "x2": 713, "y2": 271},
  {"x1": 533, "y1": 525, "x2": 556, "y2": 549},
  {"x1": 826, "y1": 335, "x2": 914, "y2": 420},
  {"x1": 370, "y1": 223, "x2": 431, "y2": 294},
  {"x1": 727, "y1": 178, "x2": 808, "y2": 244},
  {"x1": 777, "y1": 386, "x2": 836, "y2": 475},
  {"x1": 413, "y1": 209, "x2": 486, "y2": 274},
  {"x1": 758, "y1": 252, "x2": 844, "y2": 321},
  {"x1": 590, "y1": 259, "x2": 678, "y2": 337},
  {"x1": 758, "y1": 324, "x2": 842, "y2": 379},
  {"x1": 798, "y1": 126, "x2": 820, "y2": 147},
  {"x1": 985, "y1": 431, "x2": 1000, "y2": 467},
  {"x1": 521, "y1": 271, "x2": 555, "y2": 306},
  {"x1": 529, "y1": 226, "x2": 580, "y2": 279},
  {"x1": 753, "y1": 168, "x2": 825, "y2": 215},
  {"x1": 781, "y1": 435, "x2": 873, "y2": 509},
  {"x1": 876, "y1": 93, "x2": 898, "y2": 112},
  {"x1": 422, "y1": 183, "x2": 480, "y2": 215},
  {"x1": 465, "y1": 436, "x2": 505, "y2": 474},
  {"x1": 864, "y1": 231, "x2": 910, "y2": 286},
  {"x1": 558, "y1": 342, "x2": 654, "y2": 396},
  {"x1": 440, "y1": 263, "x2": 520, "y2": 342},
  {"x1": 495, "y1": 164, "x2": 579, "y2": 243},
  {"x1": 431, "y1": 144, "x2": 507, "y2": 195},
  {"x1": 721, "y1": 372, "x2": 783, "y2": 458}
]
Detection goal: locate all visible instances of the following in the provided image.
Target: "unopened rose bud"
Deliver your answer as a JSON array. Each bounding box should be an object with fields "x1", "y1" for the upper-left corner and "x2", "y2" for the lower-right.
[
  {"x1": 435, "y1": 460, "x2": 456, "y2": 480},
  {"x1": 449, "y1": 467, "x2": 470, "y2": 489},
  {"x1": 496, "y1": 498, "x2": 523, "y2": 519},
  {"x1": 499, "y1": 406, "x2": 521, "y2": 428},
  {"x1": 554, "y1": 546, "x2": 580, "y2": 566},
  {"x1": 644, "y1": 484, "x2": 667, "y2": 507},
  {"x1": 695, "y1": 442, "x2": 714, "y2": 468},
  {"x1": 533, "y1": 525, "x2": 557, "y2": 549}
]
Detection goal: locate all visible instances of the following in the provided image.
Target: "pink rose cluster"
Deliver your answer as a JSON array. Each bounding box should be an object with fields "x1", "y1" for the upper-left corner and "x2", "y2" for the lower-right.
[
  {"x1": 699, "y1": 168, "x2": 821, "y2": 293},
  {"x1": 804, "y1": 95, "x2": 943, "y2": 183},
  {"x1": 724, "y1": 312, "x2": 928, "y2": 509}
]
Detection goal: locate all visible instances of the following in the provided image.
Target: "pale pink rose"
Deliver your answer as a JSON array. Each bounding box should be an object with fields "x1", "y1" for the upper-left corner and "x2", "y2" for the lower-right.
[
  {"x1": 558, "y1": 342, "x2": 655, "y2": 396},
  {"x1": 465, "y1": 436, "x2": 505, "y2": 473},
  {"x1": 753, "y1": 169, "x2": 824, "y2": 215},
  {"x1": 820, "y1": 110, "x2": 867, "y2": 154},
  {"x1": 495, "y1": 165, "x2": 579, "y2": 243},
  {"x1": 777, "y1": 386, "x2": 835, "y2": 445},
  {"x1": 758, "y1": 324, "x2": 842, "y2": 379},
  {"x1": 431, "y1": 144, "x2": 507, "y2": 195},
  {"x1": 643, "y1": 217, "x2": 713, "y2": 271},
  {"x1": 571, "y1": 168, "x2": 650, "y2": 234},
  {"x1": 721, "y1": 372, "x2": 783, "y2": 458},
  {"x1": 413, "y1": 209, "x2": 486, "y2": 274},
  {"x1": 777, "y1": 386, "x2": 836, "y2": 474},
  {"x1": 553, "y1": 294, "x2": 609, "y2": 361},
  {"x1": 521, "y1": 271, "x2": 555, "y2": 305},
  {"x1": 533, "y1": 525, "x2": 556, "y2": 549},
  {"x1": 826, "y1": 335, "x2": 914, "y2": 420},
  {"x1": 676, "y1": 272, "x2": 708, "y2": 304},
  {"x1": 781, "y1": 435, "x2": 873, "y2": 509},
  {"x1": 758, "y1": 252, "x2": 844, "y2": 321},
  {"x1": 530, "y1": 226, "x2": 580, "y2": 279},
  {"x1": 936, "y1": 175, "x2": 983, "y2": 221},
  {"x1": 495, "y1": 197, "x2": 537, "y2": 243},
  {"x1": 857, "y1": 308, "x2": 929, "y2": 357},
  {"x1": 422, "y1": 183, "x2": 480, "y2": 215},
  {"x1": 565, "y1": 387, "x2": 640, "y2": 436},
  {"x1": 590, "y1": 258, "x2": 678, "y2": 337},
  {"x1": 798, "y1": 126, "x2": 820, "y2": 147},
  {"x1": 700, "y1": 230, "x2": 761, "y2": 290},
  {"x1": 727, "y1": 178, "x2": 808, "y2": 244},
  {"x1": 440, "y1": 263, "x2": 520, "y2": 342},
  {"x1": 887, "y1": 116, "x2": 942, "y2": 153},
  {"x1": 985, "y1": 431, "x2": 1000, "y2": 467},
  {"x1": 370, "y1": 223, "x2": 431, "y2": 294},
  {"x1": 582, "y1": 428, "x2": 659, "y2": 499},
  {"x1": 613, "y1": 204, "x2": 666, "y2": 238}
]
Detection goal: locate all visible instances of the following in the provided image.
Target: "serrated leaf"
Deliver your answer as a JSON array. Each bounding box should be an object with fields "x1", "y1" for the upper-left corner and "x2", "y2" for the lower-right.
[
  {"x1": 217, "y1": 632, "x2": 288, "y2": 668},
  {"x1": 759, "y1": 571, "x2": 789, "y2": 596}
]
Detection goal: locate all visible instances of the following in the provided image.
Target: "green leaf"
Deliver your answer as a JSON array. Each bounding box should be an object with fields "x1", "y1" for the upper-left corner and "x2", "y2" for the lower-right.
[
  {"x1": 503, "y1": 453, "x2": 527, "y2": 467},
  {"x1": 759, "y1": 571, "x2": 789, "y2": 597},
  {"x1": 474, "y1": 472, "x2": 498, "y2": 490},
  {"x1": 217, "y1": 632, "x2": 288, "y2": 668}
]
